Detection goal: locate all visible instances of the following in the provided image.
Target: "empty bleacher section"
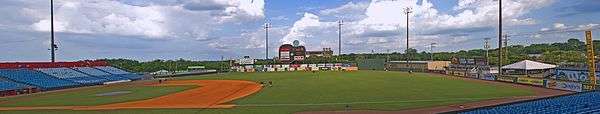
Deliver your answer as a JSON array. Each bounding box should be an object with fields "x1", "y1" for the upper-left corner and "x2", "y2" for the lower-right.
[
  {"x1": 72, "y1": 67, "x2": 130, "y2": 82},
  {"x1": 0, "y1": 60, "x2": 141, "y2": 97},
  {"x1": 0, "y1": 69, "x2": 80, "y2": 90},
  {"x1": 0, "y1": 79, "x2": 37, "y2": 97},
  {"x1": 37, "y1": 68, "x2": 107, "y2": 85},
  {"x1": 456, "y1": 91, "x2": 600, "y2": 114},
  {"x1": 0, "y1": 80, "x2": 28, "y2": 91},
  {"x1": 94, "y1": 66, "x2": 142, "y2": 80}
]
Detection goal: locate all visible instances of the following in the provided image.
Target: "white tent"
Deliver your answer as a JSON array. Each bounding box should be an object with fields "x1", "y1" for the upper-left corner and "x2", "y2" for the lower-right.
[{"x1": 502, "y1": 60, "x2": 556, "y2": 70}]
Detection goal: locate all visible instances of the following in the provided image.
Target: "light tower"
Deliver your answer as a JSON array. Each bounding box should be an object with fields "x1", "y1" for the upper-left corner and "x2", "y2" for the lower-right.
[
  {"x1": 404, "y1": 7, "x2": 412, "y2": 72},
  {"x1": 497, "y1": 0, "x2": 503, "y2": 76},
  {"x1": 338, "y1": 20, "x2": 343, "y2": 55},
  {"x1": 50, "y1": 0, "x2": 57, "y2": 62},
  {"x1": 264, "y1": 22, "x2": 271, "y2": 60},
  {"x1": 430, "y1": 43, "x2": 436, "y2": 61},
  {"x1": 484, "y1": 38, "x2": 491, "y2": 65}
]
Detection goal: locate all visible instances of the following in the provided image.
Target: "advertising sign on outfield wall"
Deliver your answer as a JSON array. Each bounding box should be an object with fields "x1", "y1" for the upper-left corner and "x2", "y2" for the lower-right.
[
  {"x1": 479, "y1": 74, "x2": 496, "y2": 81},
  {"x1": 546, "y1": 80, "x2": 583, "y2": 92},
  {"x1": 497, "y1": 76, "x2": 517, "y2": 83},
  {"x1": 553, "y1": 69, "x2": 600, "y2": 82},
  {"x1": 517, "y1": 77, "x2": 545, "y2": 86}
]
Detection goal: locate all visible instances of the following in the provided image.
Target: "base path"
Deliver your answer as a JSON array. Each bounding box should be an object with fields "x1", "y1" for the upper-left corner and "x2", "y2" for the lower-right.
[{"x1": 0, "y1": 80, "x2": 262, "y2": 110}]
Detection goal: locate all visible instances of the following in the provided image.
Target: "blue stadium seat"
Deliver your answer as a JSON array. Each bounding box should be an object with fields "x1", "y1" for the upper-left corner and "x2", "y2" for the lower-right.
[
  {"x1": 94, "y1": 66, "x2": 131, "y2": 75},
  {"x1": 117, "y1": 74, "x2": 143, "y2": 80},
  {"x1": 37, "y1": 68, "x2": 107, "y2": 85},
  {"x1": 460, "y1": 91, "x2": 600, "y2": 114},
  {"x1": 94, "y1": 66, "x2": 142, "y2": 80},
  {"x1": 0, "y1": 69, "x2": 80, "y2": 90},
  {"x1": 72, "y1": 67, "x2": 131, "y2": 81},
  {"x1": 0, "y1": 80, "x2": 29, "y2": 91}
]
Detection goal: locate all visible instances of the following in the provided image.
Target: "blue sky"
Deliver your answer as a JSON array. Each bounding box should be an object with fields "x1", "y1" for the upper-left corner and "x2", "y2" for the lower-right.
[{"x1": 0, "y1": 0, "x2": 599, "y2": 62}]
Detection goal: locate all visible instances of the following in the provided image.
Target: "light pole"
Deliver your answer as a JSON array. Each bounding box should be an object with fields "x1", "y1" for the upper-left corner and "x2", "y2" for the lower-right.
[
  {"x1": 338, "y1": 20, "x2": 343, "y2": 56},
  {"x1": 50, "y1": 0, "x2": 57, "y2": 62},
  {"x1": 404, "y1": 7, "x2": 412, "y2": 72},
  {"x1": 264, "y1": 23, "x2": 271, "y2": 60},
  {"x1": 497, "y1": 0, "x2": 503, "y2": 76},
  {"x1": 484, "y1": 38, "x2": 491, "y2": 65},
  {"x1": 430, "y1": 43, "x2": 436, "y2": 61}
]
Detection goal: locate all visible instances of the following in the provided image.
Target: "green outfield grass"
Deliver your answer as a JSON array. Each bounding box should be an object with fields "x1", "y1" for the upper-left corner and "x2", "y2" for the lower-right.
[{"x1": 0, "y1": 71, "x2": 534, "y2": 114}]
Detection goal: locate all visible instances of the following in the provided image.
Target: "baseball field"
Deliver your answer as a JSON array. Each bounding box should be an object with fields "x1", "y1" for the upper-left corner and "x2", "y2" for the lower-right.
[{"x1": 0, "y1": 71, "x2": 536, "y2": 114}]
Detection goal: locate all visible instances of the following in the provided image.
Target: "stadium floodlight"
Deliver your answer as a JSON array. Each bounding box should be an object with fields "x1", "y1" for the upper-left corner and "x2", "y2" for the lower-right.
[
  {"x1": 404, "y1": 7, "x2": 412, "y2": 72},
  {"x1": 484, "y1": 38, "x2": 491, "y2": 65},
  {"x1": 50, "y1": 0, "x2": 56, "y2": 62},
  {"x1": 264, "y1": 22, "x2": 271, "y2": 60},
  {"x1": 430, "y1": 43, "x2": 436, "y2": 61},
  {"x1": 338, "y1": 20, "x2": 343, "y2": 56},
  {"x1": 496, "y1": 0, "x2": 503, "y2": 75}
]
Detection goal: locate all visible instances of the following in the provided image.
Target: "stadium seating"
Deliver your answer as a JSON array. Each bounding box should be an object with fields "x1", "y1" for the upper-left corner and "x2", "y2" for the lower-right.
[
  {"x1": 0, "y1": 69, "x2": 80, "y2": 90},
  {"x1": 37, "y1": 68, "x2": 107, "y2": 85},
  {"x1": 0, "y1": 80, "x2": 29, "y2": 91},
  {"x1": 94, "y1": 66, "x2": 131, "y2": 75},
  {"x1": 94, "y1": 66, "x2": 142, "y2": 80},
  {"x1": 72, "y1": 67, "x2": 130, "y2": 81},
  {"x1": 460, "y1": 91, "x2": 600, "y2": 114}
]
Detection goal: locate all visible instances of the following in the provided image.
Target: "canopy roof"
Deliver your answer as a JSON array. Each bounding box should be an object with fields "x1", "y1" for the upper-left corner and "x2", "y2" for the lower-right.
[{"x1": 502, "y1": 60, "x2": 556, "y2": 70}]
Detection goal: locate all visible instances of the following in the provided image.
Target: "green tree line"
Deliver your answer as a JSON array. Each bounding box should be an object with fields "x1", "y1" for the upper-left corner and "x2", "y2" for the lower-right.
[{"x1": 104, "y1": 38, "x2": 597, "y2": 72}]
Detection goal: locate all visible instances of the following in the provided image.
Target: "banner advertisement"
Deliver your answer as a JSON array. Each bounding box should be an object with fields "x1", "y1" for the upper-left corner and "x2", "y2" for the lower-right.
[
  {"x1": 479, "y1": 74, "x2": 496, "y2": 81},
  {"x1": 553, "y1": 69, "x2": 600, "y2": 82},
  {"x1": 497, "y1": 76, "x2": 516, "y2": 83},
  {"x1": 546, "y1": 80, "x2": 583, "y2": 92},
  {"x1": 583, "y1": 84, "x2": 597, "y2": 91},
  {"x1": 344, "y1": 67, "x2": 359, "y2": 71},
  {"x1": 517, "y1": 77, "x2": 544, "y2": 86}
]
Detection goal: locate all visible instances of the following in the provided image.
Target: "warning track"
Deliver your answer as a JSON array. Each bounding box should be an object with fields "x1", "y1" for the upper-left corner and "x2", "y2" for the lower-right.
[{"x1": 0, "y1": 80, "x2": 262, "y2": 110}]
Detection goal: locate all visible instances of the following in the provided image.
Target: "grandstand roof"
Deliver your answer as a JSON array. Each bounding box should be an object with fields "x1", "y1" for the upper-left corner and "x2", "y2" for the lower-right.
[{"x1": 501, "y1": 60, "x2": 556, "y2": 70}]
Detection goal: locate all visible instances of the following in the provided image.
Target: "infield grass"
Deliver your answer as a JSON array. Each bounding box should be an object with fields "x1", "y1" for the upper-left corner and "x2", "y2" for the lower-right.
[{"x1": 0, "y1": 71, "x2": 534, "y2": 114}]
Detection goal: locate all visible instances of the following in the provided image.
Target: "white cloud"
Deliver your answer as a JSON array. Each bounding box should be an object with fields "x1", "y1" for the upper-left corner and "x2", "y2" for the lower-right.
[
  {"x1": 284, "y1": 0, "x2": 553, "y2": 53},
  {"x1": 576, "y1": 23, "x2": 599, "y2": 30},
  {"x1": 28, "y1": 0, "x2": 265, "y2": 39},
  {"x1": 538, "y1": 23, "x2": 598, "y2": 33},
  {"x1": 540, "y1": 27, "x2": 550, "y2": 31},
  {"x1": 553, "y1": 23, "x2": 567, "y2": 29},
  {"x1": 509, "y1": 18, "x2": 537, "y2": 25},
  {"x1": 319, "y1": 1, "x2": 369, "y2": 21},
  {"x1": 281, "y1": 13, "x2": 336, "y2": 45}
]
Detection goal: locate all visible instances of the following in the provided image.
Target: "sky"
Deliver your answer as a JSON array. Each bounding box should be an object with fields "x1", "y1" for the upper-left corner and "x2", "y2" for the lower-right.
[{"x1": 0, "y1": 0, "x2": 599, "y2": 62}]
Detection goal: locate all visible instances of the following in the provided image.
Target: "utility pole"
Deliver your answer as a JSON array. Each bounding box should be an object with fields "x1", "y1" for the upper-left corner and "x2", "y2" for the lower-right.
[
  {"x1": 503, "y1": 34, "x2": 510, "y2": 64},
  {"x1": 50, "y1": 0, "x2": 57, "y2": 62},
  {"x1": 430, "y1": 43, "x2": 436, "y2": 61},
  {"x1": 497, "y1": 0, "x2": 503, "y2": 76},
  {"x1": 386, "y1": 49, "x2": 390, "y2": 62},
  {"x1": 338, "y1": 20, "x2": 343, "y2": 55},
  {"x1": 264, "y1": 23, "x2": 271, "y2": 60},
  {"x1": 484, "y1": 38, "x2": 491, "y2": 65},
  {"x1": 404, "y1": 7, "x2": 412, "y2": 72}
]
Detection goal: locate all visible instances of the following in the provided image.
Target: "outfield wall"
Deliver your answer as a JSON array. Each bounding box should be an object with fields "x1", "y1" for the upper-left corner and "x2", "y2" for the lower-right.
[
  {"x1": 445, "y1": 69, "x2": 592, "y2": 92},
  {"x1": 232, "y1": 63, "x2": 358, "y2": 73}
]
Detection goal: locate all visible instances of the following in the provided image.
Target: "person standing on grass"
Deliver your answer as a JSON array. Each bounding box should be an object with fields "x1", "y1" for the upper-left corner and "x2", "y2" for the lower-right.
[
  {"x1": 268, "y1": 81, "x2": 273, "y2": 87},
  {"x1": 260, "y1": 81, "x2": 265, "y2": 87}
]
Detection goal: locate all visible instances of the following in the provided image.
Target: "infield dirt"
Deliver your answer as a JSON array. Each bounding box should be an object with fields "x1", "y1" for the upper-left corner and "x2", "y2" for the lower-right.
[{"x1": 0, "y1": 80, "x2": 262, "y2": 110}]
